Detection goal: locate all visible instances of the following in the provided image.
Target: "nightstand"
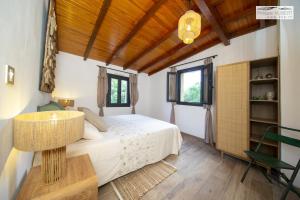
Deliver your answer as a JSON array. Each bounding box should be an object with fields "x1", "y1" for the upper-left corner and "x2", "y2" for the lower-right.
[{"x1": 17, "y1": 154, "x2": 98, "y2": 200}]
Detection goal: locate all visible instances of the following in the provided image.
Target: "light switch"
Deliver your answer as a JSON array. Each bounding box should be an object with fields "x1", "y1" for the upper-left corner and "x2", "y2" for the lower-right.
[{"x1": 5, "y1": 65, "x2": 15, "y2": 85}]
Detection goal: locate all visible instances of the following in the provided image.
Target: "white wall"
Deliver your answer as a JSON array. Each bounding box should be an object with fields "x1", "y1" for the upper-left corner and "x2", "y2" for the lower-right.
[
  {"x1": 149, "y1": 26, "x2": 278, "y2": 138},
  {"x1": 53, "y1": 52, "x2": 151, "y2": 116},
  {"x1": 280, "y1": 0, "x2": 300, "y2": 187},
  {"x1": 0, "y1": 0, "x2": 50, "y2": 199}
]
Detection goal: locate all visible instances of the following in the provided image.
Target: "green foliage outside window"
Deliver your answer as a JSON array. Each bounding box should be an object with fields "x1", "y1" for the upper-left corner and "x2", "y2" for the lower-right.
[
  {"x1": 107, "y1": 74, "x2": 130, "y2": 107},
  {"x1": 111, "y1": 78, "x2": 118, "y2": 103},
  {"x1": 183, "y1": 82, "x2": 201, "y2": 103},
  {"x1": 121, "y1": 80, "x2": 127, "y2": 103}
]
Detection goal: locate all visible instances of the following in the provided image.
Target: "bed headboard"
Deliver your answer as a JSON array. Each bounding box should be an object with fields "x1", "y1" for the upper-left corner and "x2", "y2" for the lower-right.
[{"x1": 37, "y1": 101, "x2": 65, "y2": 112}]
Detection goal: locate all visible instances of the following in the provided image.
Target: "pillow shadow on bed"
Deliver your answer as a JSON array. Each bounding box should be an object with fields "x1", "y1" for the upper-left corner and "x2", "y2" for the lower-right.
[{"x1": 78, "y1": 107, "x2": 108, "y2": 132}]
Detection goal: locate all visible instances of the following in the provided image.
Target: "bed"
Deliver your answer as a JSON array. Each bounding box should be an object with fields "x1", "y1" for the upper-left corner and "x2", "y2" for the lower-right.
[{"x1": 34, "y1": 114, "x2": 182, "y2": 186}]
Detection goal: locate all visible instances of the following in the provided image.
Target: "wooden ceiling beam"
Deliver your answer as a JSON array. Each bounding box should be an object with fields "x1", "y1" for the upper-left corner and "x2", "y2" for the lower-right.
[
  {"x1": 229, "y1": 20, "x2": 276, "y2": 39},
  {"x1": 259, "y1": 0, "x2": 266, "y2": 28},
  {"x1": 147, "y1": 21, "x2": 277, "y2": 76},
  {"x1": 83, "y1": 0, "x2": 112, "y2": 60},
  {"x1": 229, "y1": 24, "x2": 259, "y2": 39},
  {"x1": 222, "y1": 6, "x2": 256, "y2": 24},
  {"x1": 138, "y1": 43, "x2": 186, "y2": 73},
  {"x1": 138, "y1": 27, "x2": 211, "y2": 73},
  {"x1": 123, "y1": 2, "x2": 201, "y2": 70},
  {"x1": 260, "y1": 19, "x2": 266, "y2": 28},
  {"x1": 148, "y1": 38, "x2": 220, "y2": 75},
  {"x1": 123, "y1": 27, "x2": 177, "y2": 70},
  {"x1": 105, "y1": 0, "x2": 168, "y2": 66},
  {"x1": 193, "y1": 0, "x2": 230, "y2": 46},
  {"x1": 210, "y1": 0, "x2": 224, "y2": 7}
]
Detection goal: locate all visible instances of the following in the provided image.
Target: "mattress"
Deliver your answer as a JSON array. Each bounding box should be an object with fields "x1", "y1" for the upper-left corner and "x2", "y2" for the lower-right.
[{"x1": 33, "y1": 114, "x2": 182, "y2": 186}]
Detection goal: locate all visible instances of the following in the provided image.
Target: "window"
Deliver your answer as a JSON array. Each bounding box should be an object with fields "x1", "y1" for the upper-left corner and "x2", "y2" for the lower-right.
[
  {"x1": 107, "y1": 74, "x2": 130, "y2": 107},
  {"x1": 176, "y1": 64, "x2": 213, "y2": 106}
]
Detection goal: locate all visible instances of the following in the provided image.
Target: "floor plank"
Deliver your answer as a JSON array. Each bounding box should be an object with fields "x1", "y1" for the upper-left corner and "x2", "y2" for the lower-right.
[{"x1": 98, "y1": 133, "x2": 299, "y2": 200}]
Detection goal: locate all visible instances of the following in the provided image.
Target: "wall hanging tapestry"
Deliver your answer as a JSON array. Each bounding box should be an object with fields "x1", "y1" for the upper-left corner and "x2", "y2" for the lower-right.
[{"x1": 40, "y1": 0, "x2": 58, "y2": 93}]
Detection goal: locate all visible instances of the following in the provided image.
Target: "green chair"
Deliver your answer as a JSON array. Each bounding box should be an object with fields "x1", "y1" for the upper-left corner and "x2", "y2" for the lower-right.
[{"x1": 240, "y1": 126, "x2": 300, "y2": 200}]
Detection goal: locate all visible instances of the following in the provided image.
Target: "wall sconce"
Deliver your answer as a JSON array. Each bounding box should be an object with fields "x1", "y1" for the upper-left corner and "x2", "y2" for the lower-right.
[
  {"x1": 5, "y1": 65, "x2": 15, "y2": 85},
  {"x1": 58, "y1": 99, "x2": 74, "y2": 108}
]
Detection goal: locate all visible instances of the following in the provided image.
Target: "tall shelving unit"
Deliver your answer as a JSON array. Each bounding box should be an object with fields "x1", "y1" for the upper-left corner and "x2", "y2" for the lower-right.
[
  {"x1": 216, "y1": 57, "x2": 281, "y2": 163},
  {"x1": 249, "y1": 57, "x2": 280, "y2": 159}
]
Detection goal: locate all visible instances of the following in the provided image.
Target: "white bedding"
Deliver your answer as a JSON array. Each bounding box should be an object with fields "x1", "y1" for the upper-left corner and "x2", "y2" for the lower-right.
[{"x1": 34, "y1": 114, "x2": 182, "y2": 186}]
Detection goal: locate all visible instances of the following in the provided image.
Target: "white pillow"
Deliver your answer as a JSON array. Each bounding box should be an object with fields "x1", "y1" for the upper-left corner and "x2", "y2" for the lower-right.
[
  {"x1": 83, "y1": 120, "x2": 104, "y2": 140},
  {"x1": 65, "y1": 106, "x2": 77, "y2": 111},
  {"x1": 78, "y1": 107, "x2": 108, "y2": 132}
]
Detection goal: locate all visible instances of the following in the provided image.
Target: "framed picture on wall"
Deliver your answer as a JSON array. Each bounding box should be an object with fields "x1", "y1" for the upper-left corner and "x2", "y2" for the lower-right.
[
  {"x1": 5, "y1": 65, "x2": 15, "y2": 85},
  {"x1": 167, "y1": 72, "x2": 177, "y2": 102}
]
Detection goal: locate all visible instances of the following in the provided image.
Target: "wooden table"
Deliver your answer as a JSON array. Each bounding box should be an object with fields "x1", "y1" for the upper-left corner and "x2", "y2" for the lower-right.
[{"x1": 17, "y1": 154, "x2": 98, "y2": 200}]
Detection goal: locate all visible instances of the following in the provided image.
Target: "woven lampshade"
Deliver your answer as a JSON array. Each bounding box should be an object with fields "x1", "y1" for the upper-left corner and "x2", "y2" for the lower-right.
[
  {"x1": 13, "y1": 111, "x2": 84, "y2": 183},
  {"x1": 178, "y1": 10, "x2": 201, "y2": 44},
  {"x1": 14, "y1": 111, "x2": 84, "y2": 151}
]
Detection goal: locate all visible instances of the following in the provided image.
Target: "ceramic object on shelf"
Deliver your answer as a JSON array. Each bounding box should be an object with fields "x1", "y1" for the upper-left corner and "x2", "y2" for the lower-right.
[
  {"x1": 255, "y1": 68, "x2": 264, "y2": 80},
  {"x1": 266, "y1": 91, "x2": 275, "y2": 100},
  {"x1": 265, "y1": 73, "x2": 273, "y2": 79},
  {"x1": 255, "y1": 75, "x2": 264, "y2": 80},
  {"x1": 252, "y1": 96, "x2": 266, "y2": 100}
]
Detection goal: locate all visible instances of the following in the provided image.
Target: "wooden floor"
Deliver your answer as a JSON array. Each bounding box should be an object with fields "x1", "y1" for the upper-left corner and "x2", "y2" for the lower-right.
[{"x1": 99, "y1": 133, "x2": 299, "y2": 200}]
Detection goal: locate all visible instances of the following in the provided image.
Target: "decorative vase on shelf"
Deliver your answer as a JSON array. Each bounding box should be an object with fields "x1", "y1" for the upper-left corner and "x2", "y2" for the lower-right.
[
  {"x1": 265, "y1": 73, "x2": 273, "y2": 79},
  {"x1": 266, "y1": 92, "x2": 275, "y2": 100},
  {"x1": 255, "y1": 68, "x2": 263, "y2": 80}
]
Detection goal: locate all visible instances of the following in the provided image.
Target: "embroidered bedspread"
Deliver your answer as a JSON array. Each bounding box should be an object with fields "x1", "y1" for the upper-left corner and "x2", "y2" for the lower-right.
[{"x1": 34, "y1": 114, "x2": 182, "y2": 186}]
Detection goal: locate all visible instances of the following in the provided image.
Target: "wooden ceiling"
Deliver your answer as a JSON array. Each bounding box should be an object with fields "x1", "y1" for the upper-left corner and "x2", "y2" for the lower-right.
[{"x1": 56, "y1": 0, "x2": 277, "y2": 75}]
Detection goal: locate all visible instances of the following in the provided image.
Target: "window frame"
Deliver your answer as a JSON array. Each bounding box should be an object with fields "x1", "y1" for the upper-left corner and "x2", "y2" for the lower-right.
[
  {"x1": 176, "y1": 65, "x2": 205, "y2": 107},
  {"x1": 202, "y1": 63, "x2": 213, "y2": 105},
  {"x1": 107, "y1": 73, "x2": 130, "y2": 107}
]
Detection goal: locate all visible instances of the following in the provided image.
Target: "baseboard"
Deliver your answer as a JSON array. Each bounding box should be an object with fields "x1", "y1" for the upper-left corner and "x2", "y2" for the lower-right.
[{"x1": 180, "y1": 131, "x2": 204, "y2": 141}]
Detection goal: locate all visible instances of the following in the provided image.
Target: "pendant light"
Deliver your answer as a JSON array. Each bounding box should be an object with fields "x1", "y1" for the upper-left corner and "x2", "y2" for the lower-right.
[{"x1": 178, "y1": 0, "x2": 201, "y2": 44}]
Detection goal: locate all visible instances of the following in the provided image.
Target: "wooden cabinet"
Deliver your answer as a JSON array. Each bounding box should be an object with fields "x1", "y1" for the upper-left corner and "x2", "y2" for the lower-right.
[
  {"x1": 216, "y1": 57, "x2": 280, "y2": 162},
  {"x1": 216, "y1": 62, "x2": 249, "y2": 159},
  {"x1": 17, "y1": 154, "x2": 98, "y2": 200}
]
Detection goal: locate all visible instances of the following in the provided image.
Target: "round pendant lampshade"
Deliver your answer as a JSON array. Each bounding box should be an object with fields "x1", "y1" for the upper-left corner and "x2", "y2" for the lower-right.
[
  {"x1": 14, "y1": 111, "x2": 84, "y2": 151},
  {"x1": 178, "y1": 10, "x2": 201, "y2": 44}
]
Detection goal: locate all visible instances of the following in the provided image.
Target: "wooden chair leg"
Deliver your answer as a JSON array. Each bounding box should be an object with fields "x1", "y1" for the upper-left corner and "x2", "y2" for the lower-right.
[
  {"x1": 261, "y1": 170, "x2": 272, "y2": 183},
  {"x1": 241, "y1": 161, "x2": 253, "y2": 183},
  {"x1": 280, "y1": 160, "x2": 300, "y2": 200},
  {"x1": 290, "y1": 186, "x2": 300, "y2": 198}
]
